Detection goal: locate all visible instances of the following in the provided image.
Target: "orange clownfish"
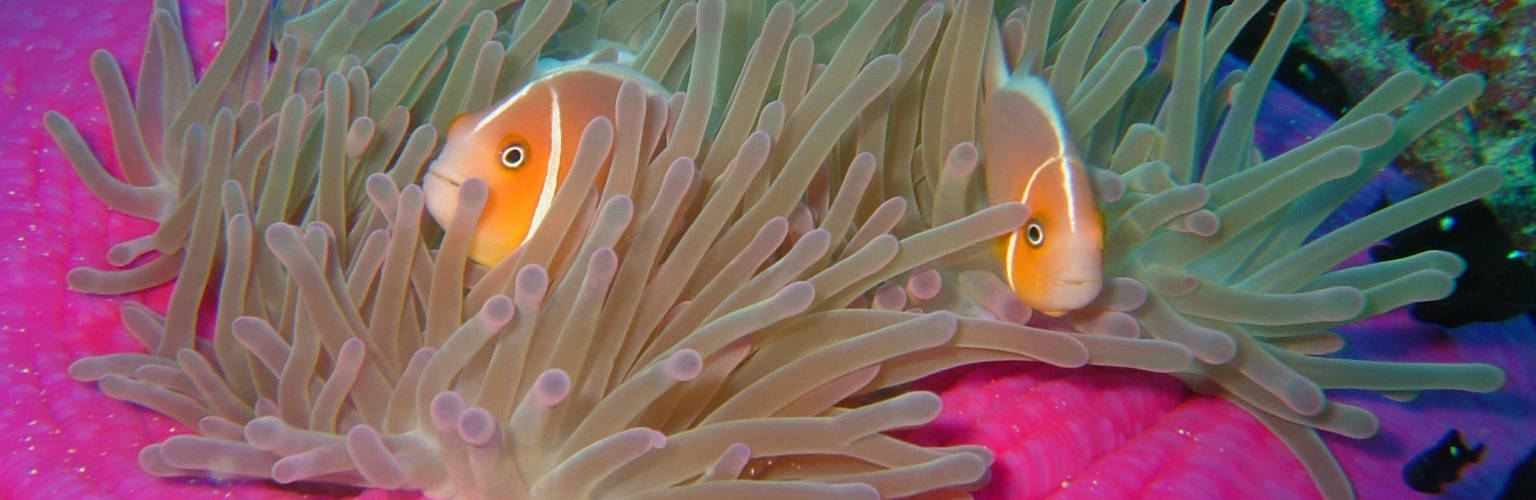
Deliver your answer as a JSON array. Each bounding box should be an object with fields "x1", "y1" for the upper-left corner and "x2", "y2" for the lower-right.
[
  {"x1": 981, "y1": 73, "x2": 1104, "y2": 316},
  {"x1": 422, "y1": 63, "x2": 668, "y2": 265}
]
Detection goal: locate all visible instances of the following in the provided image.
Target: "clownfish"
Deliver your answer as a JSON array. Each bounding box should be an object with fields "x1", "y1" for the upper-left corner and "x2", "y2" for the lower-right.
[
  {"x1": 422, "y1": 62, "x2": 667, "y2": 264},
  {"x1": 981, "y1": 73, "x2": 1104, "y2": 316}
]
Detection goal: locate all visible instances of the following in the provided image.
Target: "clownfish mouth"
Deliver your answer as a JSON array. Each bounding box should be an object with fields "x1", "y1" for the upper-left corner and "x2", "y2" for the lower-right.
[
  {"x1": 1057, "y1": 275, "x2": 1098, "y2": 288},
  {"x1": 427, "y1": 170, "x2": 462, "y2": 188},
  {"x1": 1053, "y1": 268, "x2": 1101, "y2": 292},
  {"x1": 422, "y1": 170, "x2": 466, "y2": 229},
  {"x1": 1036, "y1": 268, "x2": 1103, "y2": 317}
]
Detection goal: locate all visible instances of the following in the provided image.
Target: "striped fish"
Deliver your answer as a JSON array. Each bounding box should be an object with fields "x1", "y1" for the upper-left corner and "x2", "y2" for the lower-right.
[
  {"x1": 982, "y1": 73, "x2": 1105, "y2": 316},
  {"x1": 423, "y1": 63, "x2": 667, "y2": 265}
]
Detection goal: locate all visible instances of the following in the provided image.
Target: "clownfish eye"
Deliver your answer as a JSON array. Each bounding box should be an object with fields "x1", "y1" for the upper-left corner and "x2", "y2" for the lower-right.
[
  {"x1": 1024, "y1": 220, "x2": 1045, "y2": 247},
  {"x1": 500, "y1": 143, "x2": 528, "y2": 169}
]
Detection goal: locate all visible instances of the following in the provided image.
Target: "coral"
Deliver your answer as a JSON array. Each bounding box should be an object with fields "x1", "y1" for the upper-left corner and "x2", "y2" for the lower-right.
[{"x1": 1304, "y1": 0, "x2": 1536, "y2": 260}]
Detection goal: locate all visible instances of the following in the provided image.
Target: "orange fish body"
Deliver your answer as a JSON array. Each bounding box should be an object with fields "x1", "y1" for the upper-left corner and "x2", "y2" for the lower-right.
[
  {"x1": 982, "y1": 74, "x2": 1104, "y2": 316},
  {"x1": 423, "y1": 63, "x2": 667, "y2": 264}
]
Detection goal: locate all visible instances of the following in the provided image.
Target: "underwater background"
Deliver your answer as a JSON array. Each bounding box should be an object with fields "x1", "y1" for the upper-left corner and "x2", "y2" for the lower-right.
[{"x1": 1, "y1": 0, "x2": 1532, "y2": 499}]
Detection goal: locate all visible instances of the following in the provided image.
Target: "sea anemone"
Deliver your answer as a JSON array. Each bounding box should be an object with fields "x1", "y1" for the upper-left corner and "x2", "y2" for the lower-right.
[
  {"x1": 883, "y1": 0, "x2": 1508, "y2": 496},
  {"x1": 47, "y1": 0, "x2": 1067, "y2": 497},
  {"x1": 37, "y1": 0, "x2": 1509, "y2": 498}
]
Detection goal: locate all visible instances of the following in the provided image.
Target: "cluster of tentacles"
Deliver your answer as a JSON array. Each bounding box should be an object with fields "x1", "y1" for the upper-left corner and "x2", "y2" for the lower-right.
[
  {"x1": 48, "y1": 0, "x2": 1507, "y2": 498},
  {"x1": 872, "y1": 0, "x2": 1507, "y2": 497}
]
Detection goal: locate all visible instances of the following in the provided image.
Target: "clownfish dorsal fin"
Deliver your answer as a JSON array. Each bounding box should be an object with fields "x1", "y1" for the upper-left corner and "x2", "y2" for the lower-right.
[{"x1": 983, "y1": 19, "x2": 1009, "y2": 101}]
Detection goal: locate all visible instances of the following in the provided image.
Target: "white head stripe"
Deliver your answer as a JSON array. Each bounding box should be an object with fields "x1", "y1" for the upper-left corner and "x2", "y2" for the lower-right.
[
  {"x1": 1005, "y1": 227, "x2": 1019, "y2": 290},
  {"x1": 525, "y1": 86, "x2": 563, "y2": 243},
  {"x1": 475, "y1": 83, "x2": 536, "y2": 134},
  {"x1": 1017, "y1": 156, "x2": 1083, "y2": 229},
  {"x1": 1060, "y1": 156, "x2": 1081, "y2": 228},
  {"x1": 1024, "y1": 75, "x2": 1083, "y2": 229}
]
